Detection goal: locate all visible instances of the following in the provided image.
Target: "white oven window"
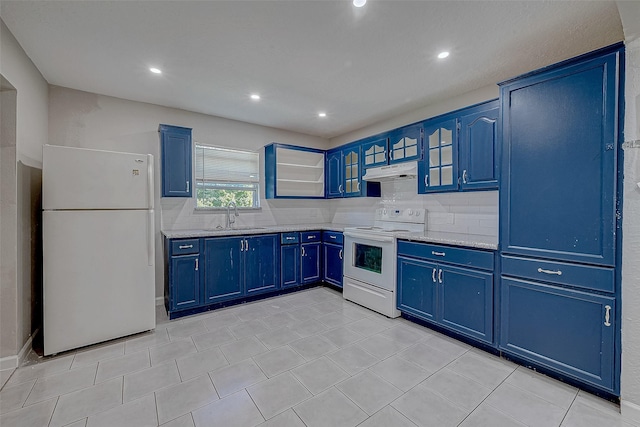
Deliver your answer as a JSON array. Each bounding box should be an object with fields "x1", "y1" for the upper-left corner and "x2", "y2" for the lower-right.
[{"x1": 353, "y1": 242, "x2": 383, "y2": 274}]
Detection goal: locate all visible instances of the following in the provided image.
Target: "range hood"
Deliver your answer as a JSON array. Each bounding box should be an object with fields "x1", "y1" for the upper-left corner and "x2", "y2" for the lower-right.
[{"x1": 362, "y1": 161, "x2": 418, "y2": 182}]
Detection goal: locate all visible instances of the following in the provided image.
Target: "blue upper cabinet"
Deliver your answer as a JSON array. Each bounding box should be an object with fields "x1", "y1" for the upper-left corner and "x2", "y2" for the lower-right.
[
  {"x1": 388, "y1": 124, "x2": 423, "y2": 164},
  {"x1": 419, "y1": 117, "x2": 458, "y2": 193},
  {"x1": 159, "y1": 124, "x2": 192, "y2": 197},
  {"x1": 325, "y1": 148, "x2": 343, "y2": 198},
  {"x1": 265, "y1": 143, "x2": 325, "y2": 199},
  {"x1": 500, "y1": 47, "x2": 621, "y2": 266},
  {"x1": 362, "y1": 135, "x2": 389, "y2": 169},
  {"x1": 342, "y1": 145, "x2": 361, "y2": 198},
  {"x1": 326, "y1": 144, "x2": 380, "y2": 199},
  {"x1": 459, "y1": 101, "x2": 499, "y2": 191}
]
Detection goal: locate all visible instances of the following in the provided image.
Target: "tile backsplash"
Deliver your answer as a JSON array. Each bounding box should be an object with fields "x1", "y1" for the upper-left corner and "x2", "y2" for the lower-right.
[
  {"x1": 379, "y1": 178, "x2": 498, "y2": 237},
  {"x1": 161, "y1": 177, "x2": 498, "y2": 239}
]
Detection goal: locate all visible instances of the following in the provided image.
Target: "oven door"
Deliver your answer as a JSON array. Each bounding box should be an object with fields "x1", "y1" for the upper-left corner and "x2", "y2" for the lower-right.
[{"x1": 343, "y1": 231, "x2": 396, "y2": 291}]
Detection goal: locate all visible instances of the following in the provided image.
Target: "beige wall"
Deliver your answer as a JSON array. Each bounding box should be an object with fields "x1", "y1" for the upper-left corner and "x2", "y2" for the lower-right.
[
  {"x1": 0, "y1": 86, "x2": 17, "y2": 362},
  {"x1": 47, "y1": 86, "x2": 331, "y2": 298},
  {"x1": 329, "y1": 84, "x2": 499, "y2": 148},
  {"x1": 0, "y1": 19, "x2": 48, "y2": 365}
]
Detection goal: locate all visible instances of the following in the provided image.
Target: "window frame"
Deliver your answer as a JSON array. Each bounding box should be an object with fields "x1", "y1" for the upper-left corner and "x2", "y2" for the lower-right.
[{"x1": 193, "y1": 143, "x2": 261, "y2": 211}]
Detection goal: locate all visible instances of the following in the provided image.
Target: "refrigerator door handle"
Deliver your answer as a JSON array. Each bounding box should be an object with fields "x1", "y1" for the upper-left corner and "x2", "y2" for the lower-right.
[
  {"x1": 147, "y1": 154, "x2": 154, "y2": 210},
  {"x1": 147, "y1": 210, "x2": 154, "y2": 266}
]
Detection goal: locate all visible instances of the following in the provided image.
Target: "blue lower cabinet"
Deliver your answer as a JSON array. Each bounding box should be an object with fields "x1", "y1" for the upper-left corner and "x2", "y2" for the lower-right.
[
  {"x1": 439, "y1": 264, "x2": 493, "y2": 343},
  {"x1": 245, "y1": 235, "x2": 279, "y2": 295},
  {"x1": 500, "y1": 277, "x2": 616, "y2": 391},
  {"x1": 281, "y1": 244, "x2": 301, "y2": 288},
  {"x1": 169, "y1": 254, "x2": 200, "y2": 311},
  {"x1": 397, "y1": 242, "x2": 495, "y2": 345},
  {"x1": 323, "y1": 243, "x2": 343, "y2": 287},
  {"x1": 301, "y1": 242, "x2": 321, "y2": 284},
  {"x1": 397, "y1": 256, "x2": 438, "y2": 322},
  {"x1": 203, "y1": 237, "x2": 243, "y2": 303}
]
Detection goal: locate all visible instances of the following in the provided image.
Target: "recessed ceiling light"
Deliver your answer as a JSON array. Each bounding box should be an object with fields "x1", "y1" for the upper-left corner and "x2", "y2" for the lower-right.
[
  {"x1": 318, "y1": 112, "x2": 327, "y2": 118},
  {"x1": 250, "y1": 94, "x2": 261, "y2": 101},
  {"x1": 149, "y1": 67, "x2": 162, "y2": 74},
  {"x1": 437, "y1": 51, "x2": 450, "y2": 59},
  {"x1": 353, "y1": 0, "x2": 366, "y2": 7}
]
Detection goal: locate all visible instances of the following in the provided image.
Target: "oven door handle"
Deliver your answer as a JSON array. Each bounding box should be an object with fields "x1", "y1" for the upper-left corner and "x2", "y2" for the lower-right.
[{"x1": 343, "y1": 232, "x2": 395, "y2": 243}]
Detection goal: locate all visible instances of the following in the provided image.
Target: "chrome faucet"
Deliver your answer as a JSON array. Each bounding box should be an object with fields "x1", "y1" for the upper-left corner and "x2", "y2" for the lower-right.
[{"x1": 226, "y1": 202, "x2": 239, "y2": 228}]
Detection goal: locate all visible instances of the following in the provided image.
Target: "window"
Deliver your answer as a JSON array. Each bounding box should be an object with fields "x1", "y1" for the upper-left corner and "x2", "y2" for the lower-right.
[{"x1": 195, "y1": 144, "x2": 260, "y2": 209}]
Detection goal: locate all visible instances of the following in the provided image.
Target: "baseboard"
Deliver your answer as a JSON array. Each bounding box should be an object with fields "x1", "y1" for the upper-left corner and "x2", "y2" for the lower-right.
[
  {"x1": 621, "y1": 399, "x2": 640, "y2": 425},
  {"x1": 156, "y1": 297, "x2": 164, "y2": 306},
  {"x1": 0, "y1": 330, "x2": 35, "y2": 371},
  {"x1": 0, "y1": 355, "x2": 18, "y2": 371}
]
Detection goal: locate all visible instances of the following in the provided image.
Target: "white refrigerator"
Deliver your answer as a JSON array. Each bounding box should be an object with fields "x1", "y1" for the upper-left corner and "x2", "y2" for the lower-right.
[{"x1": 43, "y1": 145, "x2": 156, "y2": 355}]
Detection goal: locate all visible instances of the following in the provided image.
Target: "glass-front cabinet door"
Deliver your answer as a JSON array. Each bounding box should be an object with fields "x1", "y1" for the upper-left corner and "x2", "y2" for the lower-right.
[
  {"x1": 343, "y1": 146, "x2": 361, "y2": 197},
  {"x1": 388, "y1": 124, "x2": 422, "y2": 164},
  {"x1": 419, "y1": 118, "x2": 458, "y2": 193},
  {"x1": 362, "y1": 136, "x2": 388, "y2": 168}
]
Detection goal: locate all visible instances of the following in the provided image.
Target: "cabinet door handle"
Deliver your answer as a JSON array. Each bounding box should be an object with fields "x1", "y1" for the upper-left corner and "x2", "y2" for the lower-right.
[
  {"x1": 179, "y1": 244, "x2": 193, "y2": 249},
  {"x1": 195, "y1": 258, "x2": 199, "y2": 271},
  {"x1": 301, "y1": 247, "x2": 306, "y2": 256},
  {"x1": 186, "y1": 181, "x2": 190, "y2": 193},
  {"x1": 432, "y1": 251, "x2": 445, "y2": 257},
  {"x1": 424, "y1": 175, "x2": 428, "y2": 187},
  {"x1": 339, "y1": 249, "x2": 343, "y2": 260},
  {"x1": 240, "y1": 240, "x2": 244, "y2": 251},
  {"x1": 462, "y1": 169, "x2": 468, "y2": 184},
  {"x1": 604, "y1": 305, "x2": 612, "y2": 327},
  {"x1": 438, "y1": 269, "x2": 443, "y2": 283},
  {"x1": 432, "y1": 268, "x2": 437, "y2": 283},
  {"x1": 339, "y1": 184, "x2": 343, "y2": 193},
  {"x1": 357, "y1": 182, "x2": 361, "y2": 191},
  {"x1": 245, "y1": 239, "x2": 249, "y2": 251},
  {"x1": 537, "y1": 268, "x2": 562, "y2": 276}
]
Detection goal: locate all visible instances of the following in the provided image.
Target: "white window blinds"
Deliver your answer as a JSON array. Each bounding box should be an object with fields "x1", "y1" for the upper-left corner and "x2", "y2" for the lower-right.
[{"x1": 195, "y1": 144, "x2": 259, "y2": 183}]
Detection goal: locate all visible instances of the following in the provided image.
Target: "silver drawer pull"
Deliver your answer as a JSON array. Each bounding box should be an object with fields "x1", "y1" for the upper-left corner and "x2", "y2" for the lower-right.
[
  {"x1": 432, "y1": 251, "x2": 445, "y2": 257},
  {"x1": 179, "y1": 245, "x2": 193, "y2": 249},
  {"x1": 537, "y1": 268, "x2": 562, "y2": 276},
  {"x1": 330, "y1": 235, "x2": 337, "y2": 239},
  {"x1": 604, "y1": 305, "x2": 612, "y2": 327},
  {"x1": 286, "y1": 237, "x2": 295, "y2": 240},
  {"x1": 308, "y1": 236, "x2": 316, "y2": 239}
]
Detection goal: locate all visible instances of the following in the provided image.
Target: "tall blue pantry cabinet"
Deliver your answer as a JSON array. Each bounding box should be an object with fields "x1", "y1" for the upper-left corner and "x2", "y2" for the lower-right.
[{"x1": 498, "y1": 44, "x2": 623, "y2": 394}]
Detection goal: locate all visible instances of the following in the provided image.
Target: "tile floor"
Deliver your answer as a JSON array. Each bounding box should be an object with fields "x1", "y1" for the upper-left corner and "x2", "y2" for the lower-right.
[{"x1": 0, "y1": 286, "x2": 636, "y2": 427}]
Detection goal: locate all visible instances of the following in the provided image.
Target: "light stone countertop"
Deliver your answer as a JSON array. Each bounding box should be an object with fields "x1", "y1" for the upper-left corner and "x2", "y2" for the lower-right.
[
  {"x1": 161, "y1": 223, "x2": 351, "y2": 239},
  {"x1": 163, "y1": 224, "x2": 498, "y2": 251},
  {"x1": 395, "y1": 231, "x2": 499, "y2": 250}
]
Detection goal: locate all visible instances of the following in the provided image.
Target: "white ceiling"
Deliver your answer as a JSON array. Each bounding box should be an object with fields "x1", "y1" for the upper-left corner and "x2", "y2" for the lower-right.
[{"x1": 0, "y1": 1, "x2": 624, "y2": 139}]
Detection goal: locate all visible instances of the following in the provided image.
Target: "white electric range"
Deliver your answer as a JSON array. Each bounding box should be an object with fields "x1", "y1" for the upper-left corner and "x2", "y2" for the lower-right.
[{"x1": 343, "y1": 207, "x2": 426, "y2": 318}]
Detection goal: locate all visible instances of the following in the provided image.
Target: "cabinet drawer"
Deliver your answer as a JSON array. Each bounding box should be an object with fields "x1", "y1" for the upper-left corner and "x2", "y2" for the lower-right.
[
  {"x1": 501, "y1": 255, "x2": 614, "y2": 294},
  {"x1": 322, "y1": 231, "x2": 343, "y2": 244},
  {"x1": 301, "y1": 231, "x2": 321, "y2": 243},
  {"x1": 281, "y1": 232, "x2": 299, "y2": 245},
  {"x1": 397, "y1": 240, "x2": 493, "y2": 271},
  {"x1": 171, "y1": 239, "x2": 199, "y2": 255}
]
